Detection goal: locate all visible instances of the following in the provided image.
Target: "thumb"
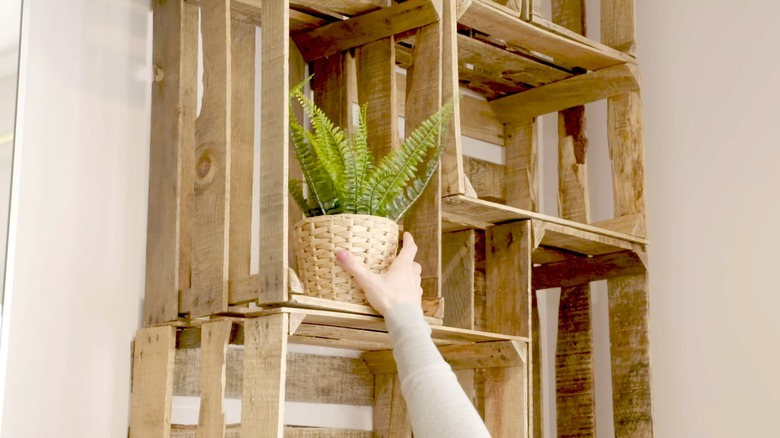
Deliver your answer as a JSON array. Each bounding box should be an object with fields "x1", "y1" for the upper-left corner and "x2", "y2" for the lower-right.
[{"x1": 335, "y1": 249, "x2": 373, "y2": 283}]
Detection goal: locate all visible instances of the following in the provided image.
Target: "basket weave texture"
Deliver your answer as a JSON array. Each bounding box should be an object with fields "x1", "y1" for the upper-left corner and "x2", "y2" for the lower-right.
[{"x1": 293, "y1": 214, "x2": 400, "y2": 305}]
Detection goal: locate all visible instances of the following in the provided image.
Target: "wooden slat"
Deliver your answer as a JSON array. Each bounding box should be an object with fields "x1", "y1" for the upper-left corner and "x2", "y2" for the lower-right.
[
  {"x1": 175, "y1": 349, "x2": 374, "y2": 406},
  {"x1": 591, "y1": 213, "x2": 646, "y2": 238},
  {"x1": 441, "y1": 195, "x2": 649, "y2": 244},
  {"x1": 403, "y1": 20, "x2": 443, "y2": 299},
  {"x1": 601, "y1": 0, "x2": 636, "y2": 54},
  {"x1": 171, "y1": 425, "x2": 371, "y2": 438},
  {"x1": 288, "y1": 40, "x2": 307, "y2": 270},
  {"x1": 357, "y1": 36, "x2": 399, "y2": 159},
  {"x1": 130, "y1": 326, "x2": 176, "y2": 438},
  {"x1": 258, "y1": 0, "x2": 290, "y2": 305},
  {"x1": 531, "y1": 287, "x2": 543, "y2": 438},
  {"x1": 489, "y1": 63, "x2": 640, "y2": 123},
  {"x1": 608, "y1": 273, "x2": 653, "y2": 436},
  {"x1": 540, "y1": 221, "x2": 634, "y2": 255},
  {"x1": 533, "y1": 250, "x2": 646, "y2": 290},
  {"x1": 293, "y1": 0, "x2": 385, "y2": 17},
  {"x1": 362, "y1": 340, "x2": 525, "y2": 374},
  {"x1": 504, "y1": 118, "x2": 538, "y2": 211},
  {"x1": 228, "y1": 20, "x2": 255, "y2": 305},
  {"x1": 186, "y1": 0, "x2": 232, "y2": 317},
  {"x1": 607, "y1": 91, "x2": 647, "y2": 237},
  {"x1": 442, "y1": 230, "x2": 476, "y2": 329},
  {"x1": 241, "y1": 313, "x2": 288, "y2": 438},
  {"x1": 558, "y1": 105, "x2": 590, "y2": 221},
  {"x1": 145, "y1": 0, "x2": 197, "y2": 325},
  {"x1": 441, "y1": 0, "x2": 466, "y2": 197},
  {"x1": 463, "y1": 157, "x2": 504, "y2": 203},
  {"x1": 484, "y1": 366, "x2": 527, "y2": 438},
  {"x1": 457, "y1": 34, "x2": 571, "y2": 89},
  {"x1": 373, "y1": 375, "x2": 411, "y2": 437},
  {"x1": 293, "y1": 0, "x2": 442, "y2": 62},
  {"x1": 459, "y1": 96, "x2": 503, "y2": 145},
  {"x1": 311, "y1": 52, "x2": 355, "y2": 130},
  {"x1": 458, "y1": 0, "x2": 632, "y2": 71},
  {"x1": 198, "y1": 321, "x2": 232, "y2": 438}
]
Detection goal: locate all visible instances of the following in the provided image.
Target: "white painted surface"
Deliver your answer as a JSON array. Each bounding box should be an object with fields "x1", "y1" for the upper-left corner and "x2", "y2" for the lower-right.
[{"x1": 0, "y1": 0, "x2": 151, "y2": 436}]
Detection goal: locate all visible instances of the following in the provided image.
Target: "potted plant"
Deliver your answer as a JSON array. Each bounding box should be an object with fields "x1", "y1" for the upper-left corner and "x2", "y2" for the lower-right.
[{"x1": 289, "y1": 81, "x2": 452, "y2": 306}]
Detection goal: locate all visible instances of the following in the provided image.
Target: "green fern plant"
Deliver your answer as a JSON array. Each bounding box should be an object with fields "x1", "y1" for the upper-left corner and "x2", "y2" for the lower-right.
[{"x1": 288, "y1": 81, "x2": 453, "y2": 222}]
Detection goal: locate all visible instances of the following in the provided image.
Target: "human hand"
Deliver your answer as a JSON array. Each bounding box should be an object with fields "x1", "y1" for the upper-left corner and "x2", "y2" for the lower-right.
[{"x1": 335, "y1": 232, "x2": 423, "y2": 316}]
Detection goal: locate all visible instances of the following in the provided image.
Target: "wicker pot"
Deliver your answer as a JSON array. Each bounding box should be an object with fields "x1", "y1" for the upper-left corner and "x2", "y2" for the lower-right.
[{"x1": 293, "y1": 214, "x2": 400, "y2": 305}]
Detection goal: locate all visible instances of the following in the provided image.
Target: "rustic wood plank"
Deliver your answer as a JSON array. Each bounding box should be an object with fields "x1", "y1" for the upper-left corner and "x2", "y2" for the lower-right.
[
  {"x1": 185, "y1": 0, "x2": 232, "y2": 317},
  {"x1": 293, "y1": 0, "x2": 385, "y2": 17},
  {"x1": 504, "y1": 118, "x2": 538, "y2": 211},
  {"x1": 534, "y1": 250, "x2": 646, "y2": 290},
  {"x1": 558, "y1": 105, "x2": 590, "y2": 221},
  {"x1": 459, "y1": 96, "x2": 503, "y2": 145},
  {"x1": 607, "y1": 91, "x2": 647, "y2": 237},
  {"x1": 198, "y1": 321, "x2": 233, "y2": 438},
  {"x1": 175, "y1": 348, "x2": 373, "y2": 405},
  {"x1": 484, "y1": 366, "x2": 527, "y2": 438},
  {"x1": 441, "y1": 0, "x2": 466, "y2": 197},
  {"x1": 540, "y1": 221, "x2": 634, "y2": 255},
  {"x1": 241, "y1": 314, "x2": 288, "y2": 438},
  {"x1": 171, "y1": 425, "x2": 371, "y2": 438},
  {"x1": 363, "y1": 340, "x2": 525, "y2": 374},
  {"x1": 288, "y1": 40, "x2": 307, "y2": 270},
  {"x1": 373, "y1": 375, "x2": 411, "y2": 437},
  {"x1": 258, "y1": 0, "x2": 290, "y2": 305},
  {"x1": 457, "y1": 34, "x2": 571, "y2": 88},
  {"x1": 489, "y1": 63, "x2": 641, "y2": 123},
  {"x1": 357, "y1": 37, "x2": 399, "y2": 159},
  {"x1": 591, "y1": 213, "x2": 646, "y2": 238},
  {"x1": 145, "y1": 0, "x2": 197, "y2": 325},
  {"x1": 441, "y1": 195, "x2": 648, "y2": 244},
  {"x1": 293, "y1": 0, "x2": 441, "y2": 62},
  {"x1": 403, "y1": 20, "x2": 443, "y2": 299},
  {"x1": 228, "y1": 20, "x2": 255, "y2": 305},
  {"x1": 311, "y1": 52, "x2": 354, "y2": 130},
  {"x1": 601, "y1": 0, "x2": 636, "y2": 54},
  {"x1": 130, "y1": 326, "x2": 176, "y2": 438},
  {"x1": 531, "y1": 287, "x2": 543, "y2": 438},
  {"x1": 463, "y1": 157, "x2": 504, "y2": 203},
  {"x1": 442, "y1": 230, "x2": 476, "y2": 329},
  {"x1": 608, "y1": 273, "x2": 653, "y2": 437},
  {"x1": 458, "y1": 0, "x2": 632, "y2": 70}
]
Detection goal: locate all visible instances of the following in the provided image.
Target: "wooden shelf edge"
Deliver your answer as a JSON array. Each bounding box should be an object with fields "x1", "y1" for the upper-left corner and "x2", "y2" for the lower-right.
[{"x1": 442, "y1": 195, "x2": 649, "y2": 245}]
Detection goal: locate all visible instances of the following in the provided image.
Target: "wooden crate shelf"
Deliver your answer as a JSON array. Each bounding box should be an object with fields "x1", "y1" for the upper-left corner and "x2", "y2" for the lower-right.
[{"x1": 172, "y1": 424, "x2": 371, "y2": 438}]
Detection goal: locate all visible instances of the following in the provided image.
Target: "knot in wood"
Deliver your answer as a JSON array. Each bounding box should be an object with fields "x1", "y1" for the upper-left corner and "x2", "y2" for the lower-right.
[{"x1": 196, "y1": 150, "x2": 212, "y2": 180}]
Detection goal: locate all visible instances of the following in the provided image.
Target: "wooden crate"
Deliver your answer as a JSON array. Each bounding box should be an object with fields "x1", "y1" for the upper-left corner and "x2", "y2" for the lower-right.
[{"x1": 129, "y1": 309, "x2": 530, "y2": 437}]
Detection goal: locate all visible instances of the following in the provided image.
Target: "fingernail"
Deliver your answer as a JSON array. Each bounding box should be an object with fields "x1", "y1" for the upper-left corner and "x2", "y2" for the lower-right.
[{"x1": 335, "y1": 249, "x2": 348, "y2": 262}]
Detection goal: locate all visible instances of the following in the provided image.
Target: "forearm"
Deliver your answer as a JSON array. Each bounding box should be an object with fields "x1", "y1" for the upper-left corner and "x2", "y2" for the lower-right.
[{"x1": 384, "y1": 303, "x2": 492, "y2": 438}]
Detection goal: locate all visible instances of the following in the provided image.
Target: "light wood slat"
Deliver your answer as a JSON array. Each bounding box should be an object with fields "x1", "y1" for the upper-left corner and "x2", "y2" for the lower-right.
[
  {"x1": 293, "y1": 0, "x2": 385, "y2": 17},
  {"x1": 362, "y1": 340, "x2": 525, "y2": 374},
  {"x1": 171, "y1": 425, "x2": 371, "y2": 438},
  {"x1": 198, "y1": 321, "x2": 233, "y2": 438},
  {"x1": 484, "y1": 366, "x2": 527, "y2": 438},
  {"x1": 540, "y1": 221, "x2": 633, "y2": 255},
  {"x1": 357, "y1": 36, "x2": 399, "y2": 159},
  {"x1": 533, "y1": 250, "x2": 646, "y2": 290},
  {"x1": 457, "y1": 34, "x2": 571, "y2": 88},
  {"x1": 489, "y1": 63, "x2": 640, "y2": 123},
  {"x1": 591, "y1": 213, "x2": 646, "y2": 238},
  {"x1": 532, "y1": 245, "x2": 579, "y2": 264},
  {"x1": 608, "y1": 273, "x2": 653, "y2": 437},
  {"x1": 601, "y1": 0, "x2": 636, "y2": 54},
  {"x1": 441, "y1": 0, "x2": 466, "y2": 197},
  {"x1": 459, "y1": 95, "x2": 503, "y2": 145},
  {"x1": 403, "y1": 20, "x2": 443, "y2": 299},
  {"x1": 373, "y1": 374, "x2": 411, "y2": 437},
  {"x1": 442, "y1": 230, "x2": 475, "y2": 329},
  {"x1": 228, "y1": 20, "x2": 255, "y2": 305},
  {"x1": 144, "y1": 0, "x2": 197, "y2": 325},
  {"x1": 607, "y1": 91, "x2": 647, "y2": 237},
  {"x1": 258, "y1": 0, "x2": 290, "y2": 305},
  {"x1": 186, "y1": 0, "x2": 232, "y2": 317},
  {"x1": 175, "y1": 349, "x2": 374, "y2": 406},
  {"x1": 293, "y1": 0, "x2": 442, "y2": 62},
  {"x1": 504, "y1": 118, "x2": 538, "y2": 210},
  {"x1": 459, "y1": 0, "x2": 632, "y2": 70},
  {"x1": 184, "y1": 0, "x2": 332, "y2": 32},
  {"x1": 288, "y1": 40, "x2": 307, "y2": 270},
  {"x1": 130, "y1": 326, "x2": 176, "y2": 438},
  {"x1": 531, "y1": 286, "x2": 543, "y2": 438},
  {"x1": 241, "y1": 314, "x2": 288, "y2": 438},
  {"x1": 441, "y1": 195, "x2": 649, "y2": 244},
  {"x1": 463, "y1": 157, "x2": 504, "y2": 203},
  {"x1": 558, "y1": 106, "x2": 590, "y2": 221}
]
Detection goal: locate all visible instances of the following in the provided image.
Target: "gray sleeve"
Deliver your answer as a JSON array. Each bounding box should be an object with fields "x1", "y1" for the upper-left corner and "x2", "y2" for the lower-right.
[{"x1": 384, "y1": 303, "x2": 492, "y2": 438}]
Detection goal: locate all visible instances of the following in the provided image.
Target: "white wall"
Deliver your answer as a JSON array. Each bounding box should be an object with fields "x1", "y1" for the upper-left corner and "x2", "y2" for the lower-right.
[
  {"x1": 0, "y1": 0, "x2": 150, "y2": 436},
  {"x1": 639, "y1": 1, "x2": 780, "y2": 436}
]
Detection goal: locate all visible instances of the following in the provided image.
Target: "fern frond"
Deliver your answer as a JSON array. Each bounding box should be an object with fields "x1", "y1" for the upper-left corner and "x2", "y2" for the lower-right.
[
  {"x1": 288, "y1": 178, "x2": 309, "y2": 213},
  {"x1": 385, "y1": 144, "x2": 443, "y2": 221},
  {"x1": 351, "y1": 104, "x2": 374, "y2": 214},
  {"x1": 364, "y1": 101, "x2": 454, "y2": 217},
  {"x1": 289, "y1": 113, "x2": 340, "y2": 215}
]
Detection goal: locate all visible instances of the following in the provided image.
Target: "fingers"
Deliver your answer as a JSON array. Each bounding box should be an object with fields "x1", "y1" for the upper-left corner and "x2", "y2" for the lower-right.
[
  {"x1": 335, "y1": 249, "x2": 372, "y2": 283},
  {"x1": 413, "y1": 262, "x2": 422, "y2": 275},
  {"x1": 396, "y1": 232, "x2": 418, "y2": 263}
]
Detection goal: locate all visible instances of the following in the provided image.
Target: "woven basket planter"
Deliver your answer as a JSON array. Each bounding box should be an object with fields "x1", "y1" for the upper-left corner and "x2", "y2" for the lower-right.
[{"x1": 292, "y1": 214, "x2": 399, "y2": 305}]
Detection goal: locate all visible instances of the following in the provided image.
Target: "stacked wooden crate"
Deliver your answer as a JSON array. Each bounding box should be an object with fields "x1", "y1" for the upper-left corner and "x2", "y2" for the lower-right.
[{"x1": 131, "y1": 0, "x2": 652, "y2": 437}]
